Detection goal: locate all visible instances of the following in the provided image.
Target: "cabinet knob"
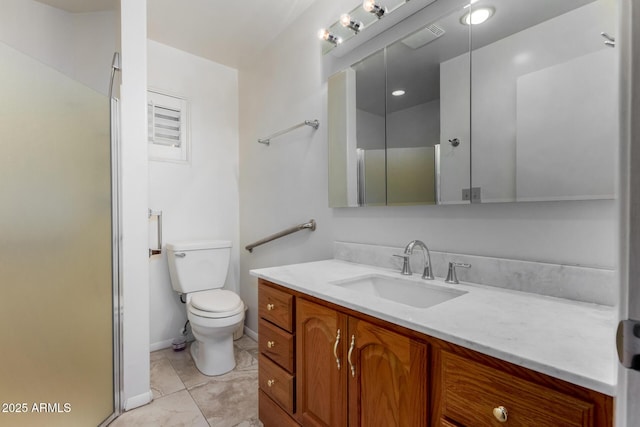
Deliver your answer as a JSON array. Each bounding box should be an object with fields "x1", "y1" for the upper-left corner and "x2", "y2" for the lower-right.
[
  {"x1": 267, "y1": 379, "x2": 275, "y2": 387},
  {"x1": 267, "y1": 340, "x2": 275, "y2": 348},
  {"x1": 493, "y1": 406, "x2": 508, "y2": 422},
  {"x1": 267, "y1": 303, "x2": 275, "y2": 311}
]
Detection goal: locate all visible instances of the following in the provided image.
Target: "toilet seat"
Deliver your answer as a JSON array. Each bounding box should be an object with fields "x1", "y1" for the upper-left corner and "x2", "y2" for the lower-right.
[{"x1": 189, "y1": 289, "x2": 244, "y2": 319}]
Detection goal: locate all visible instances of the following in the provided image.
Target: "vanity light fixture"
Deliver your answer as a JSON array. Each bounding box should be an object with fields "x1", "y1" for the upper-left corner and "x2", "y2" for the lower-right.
[
  {"x1": 363, "y1": 0, "x2": 386, "y2": 19},
  {"x1": 391, "y1": 89, "x2": 406, "y2": 96},
  {"x1": 340, "y1": 13, "x2": 363, "y2": 34},
  {"x1": 461, "y1": 7, "x2": 494, "y2": 25},
  {"x1": 318, "y1": 28, "x2": 342, "y2": 46}
]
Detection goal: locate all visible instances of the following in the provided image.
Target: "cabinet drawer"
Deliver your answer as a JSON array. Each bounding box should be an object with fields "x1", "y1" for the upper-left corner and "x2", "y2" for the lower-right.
[
  {"x1": 259, "y1": 354, "x2": 295, "y2": 414},
  {"x1": 259, "y1": 390, "x2": 300, "y2": 427},
  {"x1": 259, "y1": 319, "x2": 295, "y2": 373},
  {"x1": 259, "y1": 281, "x2": 294, "y2": 332},
  {"x1": 441, "y1": 351, "x2": 595, "y2": 427}
]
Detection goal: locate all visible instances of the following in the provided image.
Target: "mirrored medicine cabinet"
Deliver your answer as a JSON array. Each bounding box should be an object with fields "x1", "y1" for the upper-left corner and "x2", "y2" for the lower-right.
[{"x1": 328, "y1": 0, "x2": 617, "y2": 208}]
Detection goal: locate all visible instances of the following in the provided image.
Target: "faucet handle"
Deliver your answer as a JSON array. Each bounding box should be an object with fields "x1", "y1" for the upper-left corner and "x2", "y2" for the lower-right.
[
  {"x1": 393, "y1": 254, "x2": 412, "y2": 275},
  {"x1": 422, "y1": 265, "x2": 435, "y2": 280},
  {"x1": 445, "y1": 262, "x2": 471, "y2": 284}
]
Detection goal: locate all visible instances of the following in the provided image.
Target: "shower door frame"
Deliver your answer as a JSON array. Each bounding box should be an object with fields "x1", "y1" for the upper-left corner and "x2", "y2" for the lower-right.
[{"x1": 101, "y1": 57, "x2": 124, "y2": 427}]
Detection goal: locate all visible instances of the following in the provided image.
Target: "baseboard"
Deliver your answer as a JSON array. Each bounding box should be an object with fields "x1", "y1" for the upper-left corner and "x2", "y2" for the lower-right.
[
  {"x1": 150, "y1": 333, "x2": 195, "y2": 352},
  {"x1": 150, "y1": 339, "x2": 173, "y2": 352},
  {"x1": 124, "y1": 390, "x2": 153, "y2": 411},
  {"x1": 244, "y1": 326, "x2": 258, "y2": 341}
]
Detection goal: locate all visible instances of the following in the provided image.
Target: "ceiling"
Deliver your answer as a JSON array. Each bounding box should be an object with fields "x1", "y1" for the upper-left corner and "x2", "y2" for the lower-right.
[
  {"x1": 35, "y1": 0, "x2": 317, "y2": 69},
  {"x1": 37, "y1": 0, "x2": 315, "y2": 68},
  {"x1": 147, "y1": 0, "x2": 317, "y2": 69}
]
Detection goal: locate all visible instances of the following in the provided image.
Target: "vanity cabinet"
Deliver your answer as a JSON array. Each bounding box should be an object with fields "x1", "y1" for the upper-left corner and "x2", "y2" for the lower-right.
[
  {"x1": 431, "y1": 344, "x2": 614, "y2": 427},
  {"x1": 296, "y1": 298, "x2": 428, "y2": 427},
  {"x1": 258, "y1": 279, "x2": 613, "y2": 427},
  {"x1": 258, "y1": 281, "x2": 298, "y2": 426}
]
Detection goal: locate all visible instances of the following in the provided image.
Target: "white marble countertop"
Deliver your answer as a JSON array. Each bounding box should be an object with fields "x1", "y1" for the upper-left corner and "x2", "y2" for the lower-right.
[{"x1": 250, "y1": 259, "x2": 617, "y2": 396}]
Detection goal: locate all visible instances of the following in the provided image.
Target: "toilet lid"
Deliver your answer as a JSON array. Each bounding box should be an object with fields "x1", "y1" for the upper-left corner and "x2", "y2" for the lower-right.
[{"x1": 190, "y1": 290, "x2": 243, "y2": 314}]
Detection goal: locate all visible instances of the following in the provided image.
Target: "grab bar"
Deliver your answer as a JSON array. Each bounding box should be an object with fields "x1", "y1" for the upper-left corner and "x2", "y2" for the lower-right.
[
  {"x1": 149, "y1": 209, "x2": 163, "y2": 257},
  {"x1": 258, "y1": 120, "x2": 320, "y2": 145},
  {"x1": 245, "y1": 219, "x2": 316, "y2": 252}
]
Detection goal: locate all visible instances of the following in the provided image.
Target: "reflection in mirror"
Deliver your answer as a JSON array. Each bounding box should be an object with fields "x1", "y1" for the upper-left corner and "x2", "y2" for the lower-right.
[
  {"x1": 328, "y1": 51, "x2": 387, "y2": 207},
  {"x1": 386, "y1": 5, "x2": 471, "y2": 205},
  {"x1": 468, "y1": 0, "x2": 617, "y2": 202},
  {"x1": 354, "y1": 50, "x2": 387, "y2": 206},
  {"x1": 328, "y1": 3, "x2": 472, "y2": 207}
]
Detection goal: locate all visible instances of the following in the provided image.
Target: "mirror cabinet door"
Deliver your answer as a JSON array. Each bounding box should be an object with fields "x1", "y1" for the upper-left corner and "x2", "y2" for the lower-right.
[
  {"x1": 327, "y1": 2, "x2": 473, "y2": 207},
  {"x1": 386, "y1": 4, "x2": 472, "y2": 205},
  {"x1": 354, "y1": 50, "x2": 388, "y2": 206},
  {"x1": 469, "y1": 0, "x2": 617, "y2": 203}
]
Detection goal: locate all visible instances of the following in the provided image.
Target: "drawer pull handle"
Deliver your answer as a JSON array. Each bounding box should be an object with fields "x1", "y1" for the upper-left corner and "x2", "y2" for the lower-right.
[
  {"x1": 267, "y1": 303, "x2": 275, "y2": 311},
  {"x1": 267, "y1": 341, "x2": 275, "y2": 349},
  {"x1": 348, "y1": 335, "x2": 356, "y2": 377},
  {"x1": 493, "y1": 406, "x2": 508, "y2": 422},
  {"x1": 267, "y1": 379, "x2": 275, "y2": 387},
  {"x1": 333, "y1": 329, "x2": 341, "y2": 370}
]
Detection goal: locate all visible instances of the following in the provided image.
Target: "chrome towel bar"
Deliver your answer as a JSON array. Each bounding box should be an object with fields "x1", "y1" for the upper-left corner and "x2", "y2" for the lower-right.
[
  {"x1": 245, "y1": 219, "x2": 316, "y2": 252},
  {"x1": 258, "y1": 120, "x2": 319, "y2": 145}
]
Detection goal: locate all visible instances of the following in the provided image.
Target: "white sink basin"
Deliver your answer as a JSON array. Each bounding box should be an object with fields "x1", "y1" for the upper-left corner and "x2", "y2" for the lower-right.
[{"x1": 330, "y1": 274, "x2": 466, "y2": 309}]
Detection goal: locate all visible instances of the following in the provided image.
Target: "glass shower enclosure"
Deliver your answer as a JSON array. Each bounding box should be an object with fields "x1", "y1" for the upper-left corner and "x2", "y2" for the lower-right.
[{"x1": 0, "y1": 40, "x2": 119, "y2": 426}]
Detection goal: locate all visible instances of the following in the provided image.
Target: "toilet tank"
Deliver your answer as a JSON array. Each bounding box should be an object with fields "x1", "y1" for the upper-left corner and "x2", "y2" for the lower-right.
[{"x1": 166, "y1": 240, "x2": 232, "y2": 294}]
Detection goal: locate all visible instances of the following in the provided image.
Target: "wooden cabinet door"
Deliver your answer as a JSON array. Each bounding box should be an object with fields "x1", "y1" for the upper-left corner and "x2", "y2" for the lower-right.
[
  {"x1": 296, "y1": 299, "x2": 348, "y2": 427},
  {"x1": 347, "y1": 318, "x2": 428, "y2": 427}
]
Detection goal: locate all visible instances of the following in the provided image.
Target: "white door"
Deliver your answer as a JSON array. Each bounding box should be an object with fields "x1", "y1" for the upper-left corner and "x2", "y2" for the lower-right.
[{"x1": 618, "y1": 1, "x2": 640, "y2": 426}]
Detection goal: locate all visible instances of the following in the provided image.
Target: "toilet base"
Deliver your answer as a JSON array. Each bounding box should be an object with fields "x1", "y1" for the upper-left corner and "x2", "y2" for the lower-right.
[{"x1": 190, "y1": 337, "x2": 236, "y2": 376}]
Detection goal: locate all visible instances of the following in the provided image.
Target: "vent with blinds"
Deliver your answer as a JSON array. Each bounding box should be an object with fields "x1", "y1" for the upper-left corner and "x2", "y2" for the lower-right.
[{"x1": 148, "y1": 102, "x2": 182, "y2": 147}]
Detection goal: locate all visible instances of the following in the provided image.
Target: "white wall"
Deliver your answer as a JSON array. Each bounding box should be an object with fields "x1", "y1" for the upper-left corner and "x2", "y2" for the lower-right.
[
  {"x1": 0, "y1": 0, "x2": 116, "y2": 95},
  {"x1": 238, "y1": 0, "x2": 617, "y2": 334},
  {"x1": 120, "y1": 0, "x2": 152, "y2": 411},
  {"x1": 0, "y1": 0, "x2": 74, "y2": 77},
  {"x1": 463, "y1": 1, "x2": 616, "y2": 202},
  {"x1": 147, "y1": 40, "x2": 240, "y2": 350},
  {"x1": 72, "y1": 11, "x2": 118, "y2": 94},
  {"x1": 387, "y1": 100, "x2": 440, "y2": 149}
]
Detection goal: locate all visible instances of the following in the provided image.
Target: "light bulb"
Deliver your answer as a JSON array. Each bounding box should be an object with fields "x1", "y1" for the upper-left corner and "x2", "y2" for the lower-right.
[
  {"x1": 318, "y1": 28, "x2": 329, "y2": 41},
  {"x1": 340, "y1": 13, "x2": 362, "y2": 33},
  {"x1": 363, "y1": 0, "x2": 385, "y2": 18},
  {"x1": 318, "y1": 28, "x2": 341, "y2": 46}
]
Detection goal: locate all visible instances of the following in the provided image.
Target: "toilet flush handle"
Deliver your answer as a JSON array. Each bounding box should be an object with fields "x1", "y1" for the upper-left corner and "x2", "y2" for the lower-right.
[{"x1": 175, "y1": 253, "x2": 186, "y2": 258}]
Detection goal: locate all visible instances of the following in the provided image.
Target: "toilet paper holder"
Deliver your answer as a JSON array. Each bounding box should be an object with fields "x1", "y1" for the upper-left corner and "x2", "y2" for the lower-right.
[{"x1": 149, "y1": 209, "x2": 163, "y2": 257}]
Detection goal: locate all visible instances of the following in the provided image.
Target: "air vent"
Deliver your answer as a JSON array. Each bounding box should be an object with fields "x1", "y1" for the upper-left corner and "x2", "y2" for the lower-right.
[
  {"x1": 401, "y1": 23, "x2": 445, "y2": 49},
  {"x1": 148, "y1": 102, "x2": 182, "y2": 147},
  {"x1": 147, "y1": 89, "x2": 190, "y2": 163}
]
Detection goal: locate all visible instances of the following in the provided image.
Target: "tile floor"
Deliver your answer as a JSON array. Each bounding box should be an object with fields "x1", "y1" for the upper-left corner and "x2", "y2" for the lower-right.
[{"x1": 110, "y1": 336, "x2": 262, "y2": 427}]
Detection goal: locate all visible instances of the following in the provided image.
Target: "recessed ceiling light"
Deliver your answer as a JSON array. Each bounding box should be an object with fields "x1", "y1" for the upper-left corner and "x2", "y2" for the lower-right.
[
  {"x1": 461, "y1": 7, "x2": 494, "y2": 25},
  {"x1": 391, "y1": 90, "x2": 405, "y2": 96}
]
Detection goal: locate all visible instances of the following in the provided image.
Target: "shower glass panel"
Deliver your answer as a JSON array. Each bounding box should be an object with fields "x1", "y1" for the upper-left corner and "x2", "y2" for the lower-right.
[{"x1": 0, "y1": 41, "x2": 114, "y2": 426}]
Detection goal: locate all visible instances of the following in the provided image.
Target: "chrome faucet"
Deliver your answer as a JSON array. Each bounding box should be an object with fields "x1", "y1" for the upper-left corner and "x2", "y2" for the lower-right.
[{"x1": 397, "y1": 240, "x2": 434, "y2": 280}]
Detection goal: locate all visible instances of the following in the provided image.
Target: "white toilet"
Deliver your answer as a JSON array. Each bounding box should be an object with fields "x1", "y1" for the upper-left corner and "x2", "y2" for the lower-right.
[{"x1": 166, "y1": 240, "x2": 244, "y2": 376}]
